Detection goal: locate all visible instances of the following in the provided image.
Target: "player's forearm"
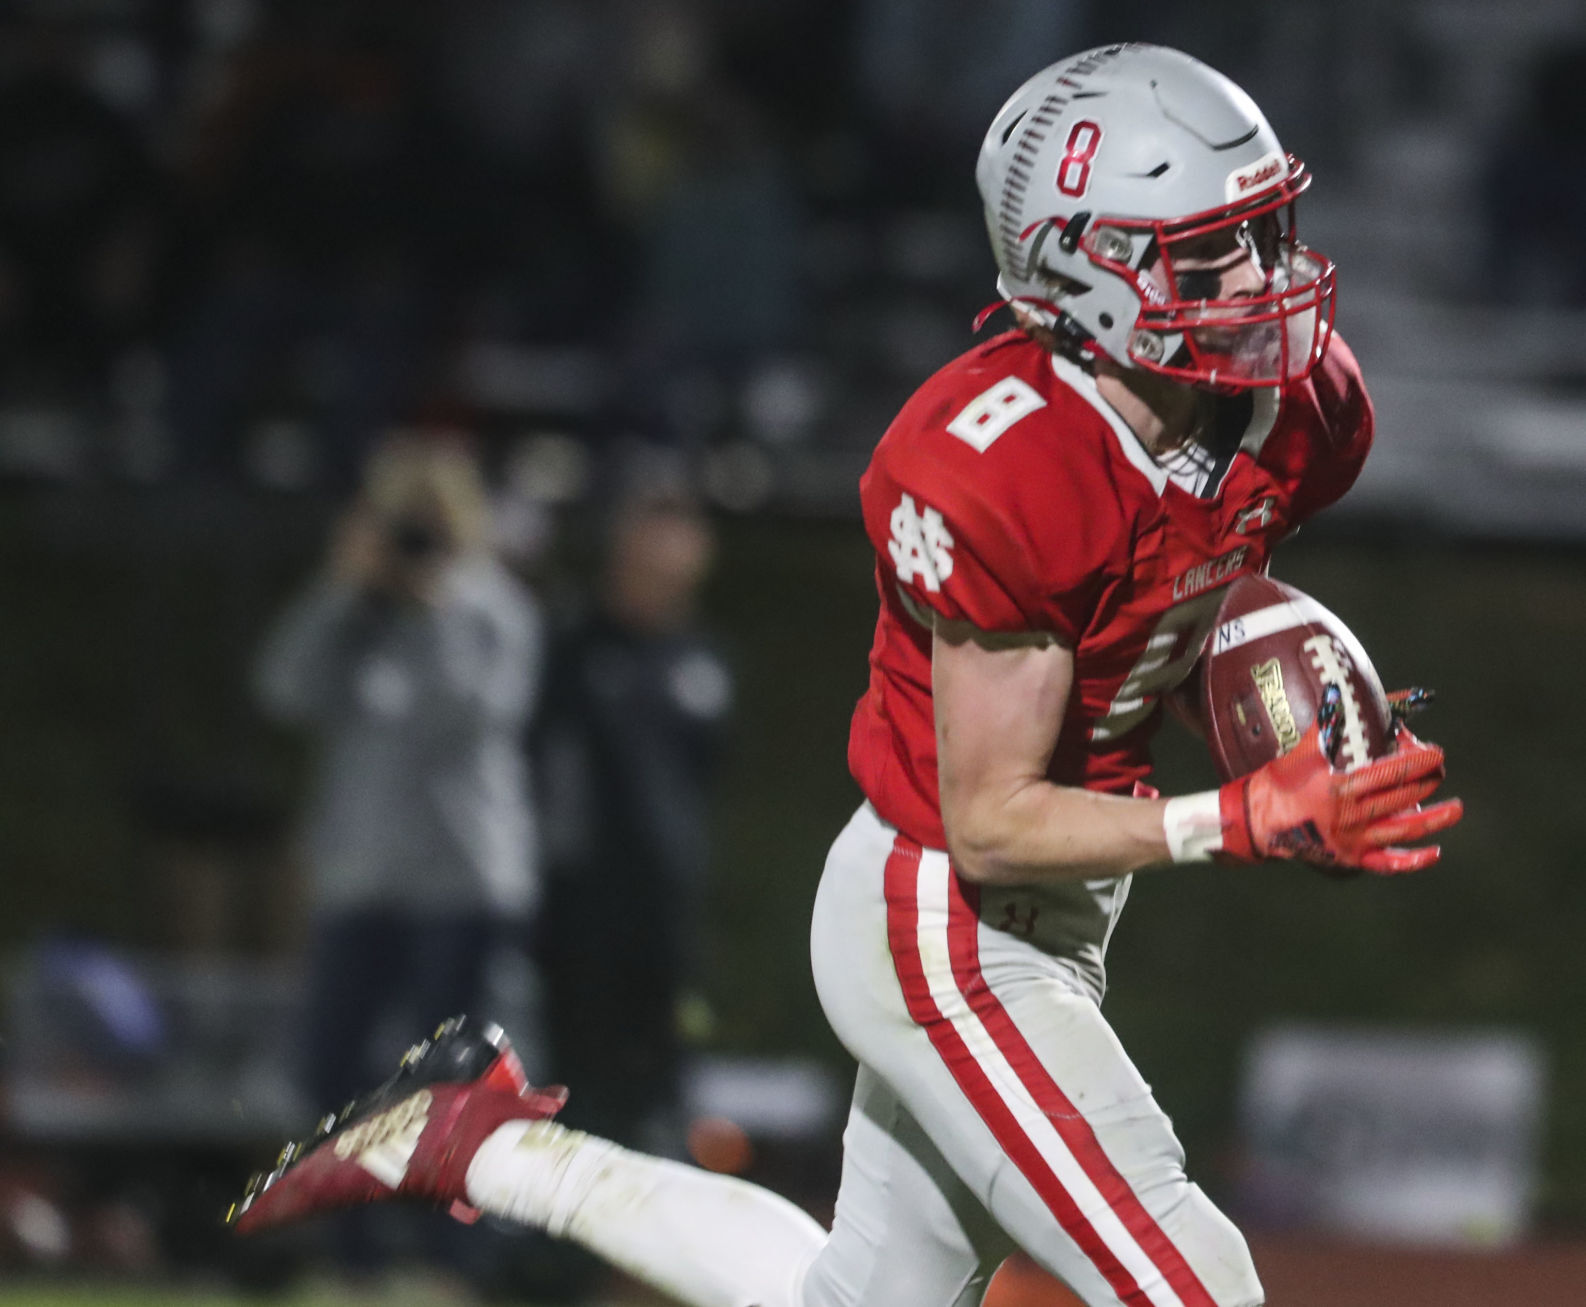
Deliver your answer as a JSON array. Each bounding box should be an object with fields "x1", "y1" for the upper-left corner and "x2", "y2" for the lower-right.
[{"x1": 944, "y1": 779, "x2": 1173, "y2": 885}]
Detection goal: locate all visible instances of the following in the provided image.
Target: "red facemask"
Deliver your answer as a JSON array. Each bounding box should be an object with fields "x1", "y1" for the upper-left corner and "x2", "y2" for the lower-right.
[{"x1": 1082, "y1": 159, "x2": 1336, "y2": 389}]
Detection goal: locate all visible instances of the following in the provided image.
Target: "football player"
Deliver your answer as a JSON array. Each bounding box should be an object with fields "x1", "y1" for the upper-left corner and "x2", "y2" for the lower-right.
[{"x1": 228, "y1": 44, "x2": 1461, "y2": 1307}]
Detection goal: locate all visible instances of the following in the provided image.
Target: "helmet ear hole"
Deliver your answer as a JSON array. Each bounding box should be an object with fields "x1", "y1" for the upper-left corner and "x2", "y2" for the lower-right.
[
  {"x1": 1130, "y1": 330, "x2": 1165, "y2": 363},
  {"x1": 1090, "y1": 227, "x2": 1134, "y2": 263}
]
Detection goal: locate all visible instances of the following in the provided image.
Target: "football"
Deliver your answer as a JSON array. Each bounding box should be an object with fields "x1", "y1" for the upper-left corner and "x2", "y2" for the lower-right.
[{"x1": 1198, "y1": 574, "x2": 1393, "y2": 783}]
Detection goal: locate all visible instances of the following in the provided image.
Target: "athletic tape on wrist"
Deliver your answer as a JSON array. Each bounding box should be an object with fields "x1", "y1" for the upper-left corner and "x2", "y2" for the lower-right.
[{"x1": 1162, "y1": 791, "x2": 1225, "y2": 863}]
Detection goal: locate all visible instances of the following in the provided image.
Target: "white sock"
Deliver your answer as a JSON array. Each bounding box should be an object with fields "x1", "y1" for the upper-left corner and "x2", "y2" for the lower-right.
[{"x1": 466, "y1": 1120, "x2": 826, "y2": 1307}]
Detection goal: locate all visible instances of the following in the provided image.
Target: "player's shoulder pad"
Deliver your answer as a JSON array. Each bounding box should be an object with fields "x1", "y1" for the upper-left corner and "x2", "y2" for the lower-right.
[
  {"x1": 860, "y1": 333, "x2": 1127, "y2": 638},
  {"x1": 1271, "y1": 331, "x2": 1375, "y2": 522},
  {"x1": 1304, "y1": 331, "x2": 1373, "y2": 453},
  {"x1": 876, "y1": 331, "x2": 1113, "y2": 486}
]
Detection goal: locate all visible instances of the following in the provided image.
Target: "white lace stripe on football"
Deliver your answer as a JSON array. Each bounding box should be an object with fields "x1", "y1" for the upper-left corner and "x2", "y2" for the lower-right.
[
  {"x1": 1213, "y1": 592, "x2": 1384, "y2": 695},
  {"x1": 1304, "y1": 633, "x2": 1369, "y2": 770},
  {"x1": 1210, "y1": 596, "x2": 1336, "y2": 655}
]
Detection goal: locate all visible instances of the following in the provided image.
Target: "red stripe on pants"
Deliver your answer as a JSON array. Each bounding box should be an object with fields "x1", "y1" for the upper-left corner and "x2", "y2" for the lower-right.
[
  {"x1": 882, "y1": 836, "x2": 1151, "y2": 1306},
  {"x1": 946, "y1": 877, "x2": 1217, "y2": 1307}
]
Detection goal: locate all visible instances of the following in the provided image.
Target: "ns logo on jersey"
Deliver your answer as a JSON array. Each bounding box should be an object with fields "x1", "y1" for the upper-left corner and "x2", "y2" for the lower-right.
[{"x1": 889, "y1": 494, "x2": 956, "y2": 593}]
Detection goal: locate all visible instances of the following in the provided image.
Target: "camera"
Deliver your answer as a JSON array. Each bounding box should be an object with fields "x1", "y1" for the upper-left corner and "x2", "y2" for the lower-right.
[{"x1": 386, "y1": 516, "x2": 445, "y2": 561}]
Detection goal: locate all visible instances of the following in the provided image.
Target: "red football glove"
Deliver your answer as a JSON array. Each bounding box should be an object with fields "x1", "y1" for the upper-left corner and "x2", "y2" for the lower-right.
[{"x1": 1217, "y1": 691, "x2": 1463, "y2": 875}]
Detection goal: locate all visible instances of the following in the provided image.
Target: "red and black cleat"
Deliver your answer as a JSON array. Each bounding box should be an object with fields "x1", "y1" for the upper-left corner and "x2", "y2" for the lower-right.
[{"x1": 228, "y1": 1015, "x2": 567, "y2": 1234}]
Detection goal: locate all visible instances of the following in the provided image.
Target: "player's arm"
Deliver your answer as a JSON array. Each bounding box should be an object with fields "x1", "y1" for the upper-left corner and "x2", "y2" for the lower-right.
[
  {"x1": 934, "y1": 619, "x2": 1462, "y2": 885},
  {"x1": 933, "y1": 620, "x2": 1172, "y2": 884}
]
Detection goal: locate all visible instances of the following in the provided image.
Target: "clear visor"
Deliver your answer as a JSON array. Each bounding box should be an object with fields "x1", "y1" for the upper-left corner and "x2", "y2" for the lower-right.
[
  {"x1": 1080, "y1": 170, "x2": 1338, "y2": 388},
  {"x1": 1162, "y1": 243, "x2": 1334, "y2": 386}
]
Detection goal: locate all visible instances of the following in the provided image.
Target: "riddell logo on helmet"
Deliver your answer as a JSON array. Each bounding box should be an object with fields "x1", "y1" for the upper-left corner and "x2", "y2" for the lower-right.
[
  {"x1": 1237, "y1": 160, "x2": 1282, "y2": 191},
  {"x1": 1225, "y1": 151, "x2": 1285, "y2": 202}
]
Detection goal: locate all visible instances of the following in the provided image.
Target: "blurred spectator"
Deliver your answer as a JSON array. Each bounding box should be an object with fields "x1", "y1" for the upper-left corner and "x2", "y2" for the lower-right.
[
  {"x1": 253, "y1": 432, "x2": 543, "y2": 1269},
  {"x1": 1480, "y1": 40, "x2": 1586, "y2": 307},
  {"x1": 0, "y1": 19, "x2": 163, "y2": 401},
  {"x1": 534, "y1": 449, "x2": 732, "y2": 1158}
]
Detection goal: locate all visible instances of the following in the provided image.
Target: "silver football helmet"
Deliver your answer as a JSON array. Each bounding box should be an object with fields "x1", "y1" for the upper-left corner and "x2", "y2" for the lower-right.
[{"x1": 976, "y1": 44, "x2": 1335, "y2": 389}]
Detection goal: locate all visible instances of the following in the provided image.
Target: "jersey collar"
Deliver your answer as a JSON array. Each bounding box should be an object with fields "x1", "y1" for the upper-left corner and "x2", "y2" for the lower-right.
[{"x1": 1050, "y1": 353, "x2": 1281, "y2": 499}]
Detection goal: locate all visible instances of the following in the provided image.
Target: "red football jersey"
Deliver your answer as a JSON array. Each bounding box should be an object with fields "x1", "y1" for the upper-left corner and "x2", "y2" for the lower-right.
[{"x1": 848, "y1": 329, "x2": 1373, "y2": 850}]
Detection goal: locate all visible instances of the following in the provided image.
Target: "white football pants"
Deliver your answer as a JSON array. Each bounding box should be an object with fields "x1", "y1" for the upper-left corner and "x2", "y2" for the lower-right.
[{"x1": 466, "y1": 802, "x2": 1263, "y2": 1307}]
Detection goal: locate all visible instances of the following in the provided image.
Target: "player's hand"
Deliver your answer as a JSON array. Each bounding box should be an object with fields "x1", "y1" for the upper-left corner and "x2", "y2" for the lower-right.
[{"x1": 1216, "y1": 689, "x2": 1463, "y2": 874}]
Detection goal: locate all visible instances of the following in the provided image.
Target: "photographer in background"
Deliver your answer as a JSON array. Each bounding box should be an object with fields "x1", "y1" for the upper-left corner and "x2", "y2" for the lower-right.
[{"x1": 253, "y1": 431, "x2": 543, "y2": 1280}]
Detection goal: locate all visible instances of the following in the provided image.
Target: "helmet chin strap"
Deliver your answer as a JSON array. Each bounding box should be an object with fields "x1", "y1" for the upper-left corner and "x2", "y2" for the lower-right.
[
  {"x1": 972, "y1": 300, "x2": 1013, "y2": 333},
  {"x1": 974, "y1": 295, "x2": 1108, "y2": 369},
  {"x1": 973, "y1": 288, "x2": 1061, "y2": 333}
]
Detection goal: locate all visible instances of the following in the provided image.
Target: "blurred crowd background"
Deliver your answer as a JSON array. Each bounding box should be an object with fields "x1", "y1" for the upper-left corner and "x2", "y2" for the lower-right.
[{"x1": 2, "y1": 0, "x2": 1586, "y2": 1303}]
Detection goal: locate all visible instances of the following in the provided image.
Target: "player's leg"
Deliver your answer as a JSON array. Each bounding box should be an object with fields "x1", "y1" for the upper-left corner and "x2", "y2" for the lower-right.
[
  {"x1": 461, "y1": 803, "x2": 1009, "y2": 1307},
  {"x1": 465, "y1": 1117, "x2": 825, "y2": 1307},
  {"x1": 463, "y1": 1067, "x2": 1014, "y2": 1307},
  {"x1": 234, "y1": 1012, "x2": 827, "y2": 1307},
  {"x1": 463, "y1": 806, "x2": 1016, "y2": 1307},
  {"x1": 450, "y1": 805, "x2": 1027, "y2": 1307},
  {"x1": 912, "y1": 963, "x2": 1258, "y2": 1307},
  {"x1": 800, "y1": 1064, "x2": 1015, "y2": 1307},
  {"x1": 233, "y1": 806, "x2": 1015, "y2": 1307},
  {"x1": 811, "y1": 810, "x2": 1263, "y2": 1307}
]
